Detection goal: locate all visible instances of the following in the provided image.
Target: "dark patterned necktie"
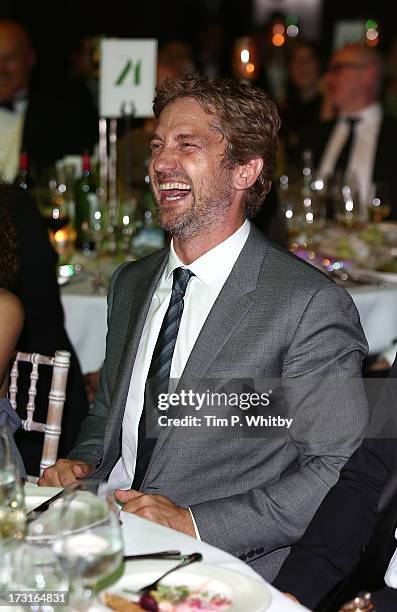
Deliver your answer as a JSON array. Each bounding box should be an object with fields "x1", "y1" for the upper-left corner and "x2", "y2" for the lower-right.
[
  {"x1": 334, "y1": 117, "x2": 361, "y2": 175},
  {"x1": 131, "y1": 266, "x2": 195, "y2": 489}
]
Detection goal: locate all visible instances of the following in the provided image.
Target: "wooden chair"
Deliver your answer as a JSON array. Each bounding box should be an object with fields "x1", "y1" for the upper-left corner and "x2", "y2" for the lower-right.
[{"x1": 8, "y1": 350, "x2": 71, "y2": 475}]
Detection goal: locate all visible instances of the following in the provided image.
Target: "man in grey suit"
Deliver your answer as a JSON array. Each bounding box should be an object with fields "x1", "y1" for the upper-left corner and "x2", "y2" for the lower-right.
[{"x1": 40, "y1": 75, "x2": 368, "y2": 581}]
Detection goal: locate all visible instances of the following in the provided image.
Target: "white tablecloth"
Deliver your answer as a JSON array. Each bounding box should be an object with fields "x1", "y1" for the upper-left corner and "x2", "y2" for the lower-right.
[
  {"x1": 121, "y1": 511, "x2": 309, "y2": 611},
  {"x1": 61, "y1": 279, "x2": 397, "y2": 373}
]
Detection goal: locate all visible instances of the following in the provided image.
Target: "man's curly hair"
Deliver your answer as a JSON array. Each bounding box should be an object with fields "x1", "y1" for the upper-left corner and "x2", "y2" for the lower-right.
[
  {"x1": 0, "y1": 184, "x2": 19, "y2": 288},
  {"x1": 153, "y1": 74, "x2": 281, "y2": 218}
]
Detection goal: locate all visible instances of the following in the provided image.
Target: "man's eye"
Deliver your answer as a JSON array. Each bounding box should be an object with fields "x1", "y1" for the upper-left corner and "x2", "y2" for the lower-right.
[
  {"x1": 150, "y1": 142, "x2": 162, "y2": 151},
  {"x1": 181, "y1": 142, "x2": 197, "y2": 149}
]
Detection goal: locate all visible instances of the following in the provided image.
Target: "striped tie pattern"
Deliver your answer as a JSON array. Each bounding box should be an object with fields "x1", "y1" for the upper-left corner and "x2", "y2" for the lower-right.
[{"x1": 132, "y1": 267, "x2": 194, "y2": 489}]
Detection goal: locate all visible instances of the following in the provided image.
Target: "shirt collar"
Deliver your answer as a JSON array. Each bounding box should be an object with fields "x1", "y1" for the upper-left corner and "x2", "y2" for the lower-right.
[
  {"x1": 340, "y1": 102, "x2": 382, "y2": 123},
  {"x1": 165, "y1": 219, "x2": 251, "y2": 286}
]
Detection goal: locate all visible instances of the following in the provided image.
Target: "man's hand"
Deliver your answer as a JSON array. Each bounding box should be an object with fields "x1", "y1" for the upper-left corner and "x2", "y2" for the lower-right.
[
  {"x1": 38, "y1": 459, "x2": 93, "y2": 487},
  {"x1": 115, "y1": 489, "x2": 196, "y2": 537}
]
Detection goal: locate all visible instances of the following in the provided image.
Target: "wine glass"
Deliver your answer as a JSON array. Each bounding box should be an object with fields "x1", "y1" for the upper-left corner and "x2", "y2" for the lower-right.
[
  {"x1": 0, "y1": 425, "x2": 26, "y2": 588},
  {"x1": 367, "y1": 182, "x2": 392, "y2": 223},
  {"x1": 52, "y1": 482, "x2": 124, "y2": 610}
]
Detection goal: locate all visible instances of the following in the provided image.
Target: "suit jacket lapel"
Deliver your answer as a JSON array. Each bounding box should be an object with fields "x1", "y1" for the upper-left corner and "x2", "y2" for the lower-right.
[
  {"x1": 103, "y1": 250, "x2": 168, "y2": 459},
  {"x1": 146, "y1": 224, "x2": 270, "y2": 467}
]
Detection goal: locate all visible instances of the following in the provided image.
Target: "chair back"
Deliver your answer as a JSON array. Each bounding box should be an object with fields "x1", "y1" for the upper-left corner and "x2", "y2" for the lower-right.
[{"x1": 9, "y1": 350, "x2": 71, "y2": 475}]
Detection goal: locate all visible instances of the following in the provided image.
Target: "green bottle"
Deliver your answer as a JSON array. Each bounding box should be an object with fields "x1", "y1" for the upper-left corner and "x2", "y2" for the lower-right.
[{"x1": 75, "y1": 152, "x2": 99, "y2": 251}]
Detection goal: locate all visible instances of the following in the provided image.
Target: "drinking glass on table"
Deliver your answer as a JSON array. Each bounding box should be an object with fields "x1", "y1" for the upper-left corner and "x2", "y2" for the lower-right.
[
  {"x1": 0, "y1": 425, "x2": 26, "y2": 588},
  {"x1": 52, "y1": 482, "x2": 124, "y2": 610},
  {"x1": 367, "y1": 182, "x2": 392, "y2": 223}
]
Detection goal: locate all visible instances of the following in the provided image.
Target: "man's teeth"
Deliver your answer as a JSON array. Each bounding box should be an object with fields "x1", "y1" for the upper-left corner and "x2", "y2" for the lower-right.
[{"x1": 159, "y1": 182, "x2": 191, "y2": 191}]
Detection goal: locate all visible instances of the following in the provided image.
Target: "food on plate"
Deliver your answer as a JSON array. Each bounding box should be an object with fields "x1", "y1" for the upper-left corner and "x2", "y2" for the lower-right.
[
  {"x1": 104, "y1": 592, "x2": 144, "y2": 611},
  {"x1": 104, "y1": 584, "x2": 233, "y2": 612}
]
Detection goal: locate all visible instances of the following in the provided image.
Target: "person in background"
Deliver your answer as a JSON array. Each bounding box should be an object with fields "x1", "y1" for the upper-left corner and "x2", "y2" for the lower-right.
[
  {"x1": 0, "y1": 20, "x2": 97, "y2": 183},
  {"x1": 298, "y1": 44, "x2": 397, "y2": 220},
  {"x1": 5, "y1": 185, "x2": 90, "y2": 476},
  {"x1": 281, "y1": 40, "x2": 334, "y2": 167},
  {"x1": 0, "y1": 183, "x2": 25, "y2": 476},
  {"x1": 41, "y1": 75, "x2": 367, "y2": 582}
]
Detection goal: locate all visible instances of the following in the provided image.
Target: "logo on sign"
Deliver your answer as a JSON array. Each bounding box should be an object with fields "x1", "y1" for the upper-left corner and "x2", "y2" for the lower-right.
[{"x1": 115, "y1": 59, "x2": 142, "y2": 86}]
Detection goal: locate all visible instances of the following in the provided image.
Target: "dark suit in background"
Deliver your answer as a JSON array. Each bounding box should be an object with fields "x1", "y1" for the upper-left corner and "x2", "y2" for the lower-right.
[
  {"x1": 22, "y1": 86, "x2": 98, "y2": 174},
  {"x1": 8, "y1": 187, "x2": 89, "y2": 475},
  {"x1": 273, "y1": 357, "x2": 397, "y2": 611},
  {"x1": 294, "y1": 114, "x2": 397, "y2": 220}
]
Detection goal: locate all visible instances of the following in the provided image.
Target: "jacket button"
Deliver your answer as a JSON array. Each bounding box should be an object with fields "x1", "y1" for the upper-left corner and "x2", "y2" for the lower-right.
[
  {"x1": 239, "y1": 554, "x2": 247, "y2": 561},
  {"x1": 247, "y1": 551, "x2": 255, "y2": 558}
]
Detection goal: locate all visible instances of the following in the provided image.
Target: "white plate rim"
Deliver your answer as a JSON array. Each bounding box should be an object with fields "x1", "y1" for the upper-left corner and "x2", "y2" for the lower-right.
[{"x1": 103, "y1": 559, "x2": 271, "y2": 612}]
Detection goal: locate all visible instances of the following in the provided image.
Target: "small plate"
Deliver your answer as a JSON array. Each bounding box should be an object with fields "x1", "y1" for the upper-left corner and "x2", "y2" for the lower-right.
[
  {"x1": 24, "y1": 484, "x2": 63, "y2": 513},
  {"x1": 102, "y1": 560, "x2": 271, "y2": 611}
]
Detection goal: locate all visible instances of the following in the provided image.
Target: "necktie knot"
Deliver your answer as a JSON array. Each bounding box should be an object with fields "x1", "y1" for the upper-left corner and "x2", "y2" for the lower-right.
[
  {"x1": 172, "y1": 267, "x2": 194, "y2": 297},
  {"x1": 345, "y1": 117, "x2": 361, "y2": 130}
]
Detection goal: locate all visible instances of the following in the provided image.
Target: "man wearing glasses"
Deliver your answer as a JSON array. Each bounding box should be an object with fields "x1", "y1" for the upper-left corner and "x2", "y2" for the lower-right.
[{"x1": 299, "y1": 43, "x2": 397, "y2": 220}]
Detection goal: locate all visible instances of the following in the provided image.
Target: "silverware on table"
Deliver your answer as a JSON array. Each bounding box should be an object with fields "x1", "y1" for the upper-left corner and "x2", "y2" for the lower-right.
[
  {"x1": 124, "y1": 552, "x2": 203, "y2": 597},
  {"x1": 123, "y1": 550, "x2": 183, "y2": 561},
  {"x1": 26, "y1": 489, "x2": 65, "y2": 520}
]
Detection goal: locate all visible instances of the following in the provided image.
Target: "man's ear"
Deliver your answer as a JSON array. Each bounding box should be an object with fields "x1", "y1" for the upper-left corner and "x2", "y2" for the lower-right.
[{"x1": 233, "y1": 158, "x2": 264, "y2": 191}]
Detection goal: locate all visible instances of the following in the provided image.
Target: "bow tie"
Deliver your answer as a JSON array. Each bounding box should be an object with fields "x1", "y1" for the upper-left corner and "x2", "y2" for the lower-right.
[{"x1": 0, "y1": 100, "x2": 15, "y2": 112}]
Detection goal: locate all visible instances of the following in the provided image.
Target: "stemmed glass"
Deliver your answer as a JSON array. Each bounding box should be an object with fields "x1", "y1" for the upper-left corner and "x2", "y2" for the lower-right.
[
  {"x1": 52, "y1": 481, "x2": 124, "y2": 610},
  {"x1": 0, "y1": 424, "x2": 26, "y2": 588},
  {"x1": 367, "y1": 182, "x2": 392, "y2": 223}
]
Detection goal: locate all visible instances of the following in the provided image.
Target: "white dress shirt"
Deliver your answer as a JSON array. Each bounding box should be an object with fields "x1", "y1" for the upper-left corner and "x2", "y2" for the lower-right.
[
  {"x1": 0, "y1": 96, "x2": 28, "y2": 182},
  {"x1": 107, "y1": 220, "x2": 251, "y2": 501},
  {"x1": 318, "y1": 103, "x2": 383, "y2": 216},
  {"x1": 385, "y1": 528, "x2": 397, "y2": 587}
]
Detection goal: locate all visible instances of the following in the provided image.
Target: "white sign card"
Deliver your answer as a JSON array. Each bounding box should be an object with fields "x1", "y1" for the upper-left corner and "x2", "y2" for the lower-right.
[
  {"x1": 100, "y1": 39, "x2": 157, "y2": 118},
  {"x1": 333, "y1": 21, "x2": 366, "y2": 50}
]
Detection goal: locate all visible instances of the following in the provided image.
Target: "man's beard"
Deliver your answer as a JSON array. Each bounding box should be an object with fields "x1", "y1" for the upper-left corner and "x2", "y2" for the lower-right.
[{"x1": 153, "y1": 171, "x2": 235, "y2": 240}]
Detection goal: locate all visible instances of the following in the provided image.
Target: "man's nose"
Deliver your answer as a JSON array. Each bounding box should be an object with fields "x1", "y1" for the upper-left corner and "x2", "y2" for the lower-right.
[{"x1": 152, "y1": 146, "x2": 179, "y2": 174}]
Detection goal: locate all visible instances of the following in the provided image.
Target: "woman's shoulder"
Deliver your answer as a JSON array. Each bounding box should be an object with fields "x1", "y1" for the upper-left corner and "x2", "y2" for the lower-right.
[{"x1": 0, "y1": 288, "x2": 24, "y2": 324}]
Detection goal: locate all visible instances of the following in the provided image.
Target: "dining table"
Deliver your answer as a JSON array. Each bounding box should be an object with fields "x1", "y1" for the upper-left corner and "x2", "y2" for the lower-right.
[
  {"x1": 3, "y1": 484, "x2": 310, "y2": 612},
  {"x1": 61, "y1": 270, "x2": 397, "y2": 374}
]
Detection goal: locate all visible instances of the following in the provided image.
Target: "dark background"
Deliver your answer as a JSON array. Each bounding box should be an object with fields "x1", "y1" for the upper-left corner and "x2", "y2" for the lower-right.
[{"x1": 1, "y1": 0, "x2": 396, "y2": 84}]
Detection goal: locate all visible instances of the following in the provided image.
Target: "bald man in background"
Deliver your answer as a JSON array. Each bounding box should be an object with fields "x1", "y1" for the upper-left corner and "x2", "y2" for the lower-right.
[
  {"x1": 298, "y1": 44, "x2": 397, "y2": 220},
  {"x1": 0, "y1": 19, "x2": 97, "y2": 181}
]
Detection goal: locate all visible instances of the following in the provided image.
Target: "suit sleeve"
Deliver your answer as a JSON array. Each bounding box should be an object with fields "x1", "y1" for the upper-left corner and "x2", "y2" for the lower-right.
[
  {"x1": 68, "y1": 263, "x2": 129, "y2": 466},
  {"x1": 190, "y1": 283, "x2": 369, "y2": 563}
]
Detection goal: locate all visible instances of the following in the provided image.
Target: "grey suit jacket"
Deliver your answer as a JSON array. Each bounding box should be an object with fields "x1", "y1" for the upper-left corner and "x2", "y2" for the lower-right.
[{"x1": 70, "y1": 223, "x2": 368, "y2": 581}]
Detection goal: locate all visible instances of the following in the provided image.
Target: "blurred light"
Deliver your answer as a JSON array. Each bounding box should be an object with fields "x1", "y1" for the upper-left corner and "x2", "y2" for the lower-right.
[
  {"x1": 52, "y1": 208, "x2": 60, "y2": 219},
  {"x1": 333, "y1": 262, "x2": 341, "y2": 270},
  {"x1": 367, "y1": 36, "x2": 379, "y2": 47},
  {"x1": 273, "y1": 23, "x2": 285, "y2": 35},
  {"x1": 366, "y1": 28, "x2": 378, "y2": 41},
  {"x1": 305, "y1": 212, "x2": 314, "y2": 223},
  {"x1": 366, "y1": 19, "x2": 378, "y2": 30},
  {"x1": 286, "y1": 15, "x2": 298, "y2": 26},
  {"x1": 246, "y1": 62, "x2": 255, "y2": 74},
  {"x1": 241, "y1": 49, "x2": 250, "y2": 63},
  {"x1": 272, "y1": 34, "x2": 285, "y2": 47},
  {"x1": 373, "y1": 197, "x2": 381, "y2": 207},
  {"x1": 49, "y1": 179, "x2": 57, "y2": 190},
  {"x1": 313, "y1": 179, "x2": 324, "y2": 190},
  {"x1": 287, "y1": 25, "x2": 299, "y2": 37},
  {"x1": 309, "y1": 251, "x2": 315, "y2": 260},
  {"x1": 345, "y1": 199, "x2": 354, "y2": 212},
  {"x1": 54, "y1": 229, "x2": 68, "y2": 243},
  {"x1": 94, "y1": 211, "x2": 101, "y2": 220},
  {"x1": 280, "y1": 174, "x2": 288, "y2": 186},
  {"x1": 145, "y1": 174, "x2": 150, "y2": 184},
  {"x1": 303, "y1": 197, "x2": 312, "y2": 207},
  {"x1": 58, "y1": 183, "x2": 66, "y2": 193},
  {"x1": 122, "y1": 215, "x2": 130, "y2": 225},
  {"x1": 323, "y1": 258, "x2": 330, "y2": 266},
  {"x1": 303, "y1": 166, "x2": 311, "y2": 176},
  {"x1": 285, "y1": 209, "x2": 293, "y2": 219}
]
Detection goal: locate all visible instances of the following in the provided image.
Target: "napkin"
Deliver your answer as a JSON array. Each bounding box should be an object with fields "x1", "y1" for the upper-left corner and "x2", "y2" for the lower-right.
[{"x1": 0, "y1": 397, "x2": 27, "y2": 479}]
